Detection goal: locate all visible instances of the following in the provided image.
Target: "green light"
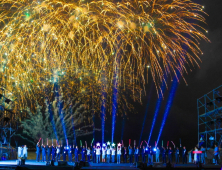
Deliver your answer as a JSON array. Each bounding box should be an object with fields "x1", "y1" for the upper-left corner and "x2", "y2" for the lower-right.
[
  {"x1": 25, "y1": 11, "x2": 30, "y2": 20},
  {"x1": 25, "y1": 11, "x2": 30, "y2": 17}
]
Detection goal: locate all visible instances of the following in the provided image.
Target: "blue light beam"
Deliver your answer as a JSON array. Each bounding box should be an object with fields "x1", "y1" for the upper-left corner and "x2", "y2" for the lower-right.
[
  {"x1": 55, "y1": 83, "x2": 68, "y2": 146},
  {"x1": 70, "y1": 106, "x2": 77, "y2": 145},
  {"x1": 47, "y1": 100, "x2": 58, "y2": 143},
  {"x1": 58, "y1": 99, "x2": 68, "y2": 146},
  {"x1": 101, "y1": 90, "x2": 106, "y2": 144},
  {"x1": 156, "y1": 77, "x2": 178, "y2": 146},
  {"x1": 139, "y1": 83, "x2": 154, "y2": 145},
  {"x1": 148, "y1": 83, "x2": 166, "y2": 145},
  {"x1": 111, "y1": 71, "x2": 118, "y2": 144},
  {"x1": 111, "y1": 83, "x2": 118, "y2": 143}
]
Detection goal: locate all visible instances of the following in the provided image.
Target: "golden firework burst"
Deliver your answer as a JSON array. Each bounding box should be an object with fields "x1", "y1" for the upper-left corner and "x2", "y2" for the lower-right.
[{"x1": 0, "y1": 0, "x2": 209, "y2": 112}]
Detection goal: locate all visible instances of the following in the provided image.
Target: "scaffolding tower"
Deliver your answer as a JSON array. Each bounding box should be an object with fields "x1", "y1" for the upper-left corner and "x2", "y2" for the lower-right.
[{"x1": 198, "y1": 85, "x2": 222, "y2": 148}]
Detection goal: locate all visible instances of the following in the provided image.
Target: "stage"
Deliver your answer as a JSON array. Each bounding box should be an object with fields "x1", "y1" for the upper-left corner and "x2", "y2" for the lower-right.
[
  {"x1": 0, "y1": 160, "x2": 221, "y2": 170},
  {"x1": 82, "y1": 162, "x2": 222, "y2": 169}
]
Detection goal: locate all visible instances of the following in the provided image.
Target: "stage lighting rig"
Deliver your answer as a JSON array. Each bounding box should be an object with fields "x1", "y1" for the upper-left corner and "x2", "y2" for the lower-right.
[
  {"x1": 214, "y1": 90, "x2": 220, "y2": 94},
  {"x1": 199, "y1": 137, "x2": 203, "y2": 142},
  {"x1": 217, "y1": 118, "x2": 222, "y2": 122},
  {"x1": 216, "y1": 97, "x2": 222, "y2": 103},
  {"x1": 206, "y1": 102, "x2": 213, "y2": 107},
  {"x1": 209, "y1": 136, "x2": 214, "y2": 141},
  {"x1": 107, "y1": 141, "x2": 110, "y2": 146}
]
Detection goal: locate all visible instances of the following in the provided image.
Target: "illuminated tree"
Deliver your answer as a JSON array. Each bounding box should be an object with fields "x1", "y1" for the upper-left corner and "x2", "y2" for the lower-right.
[{"x1": 16, "y1": 96, "x2": 95, "y2": 145}]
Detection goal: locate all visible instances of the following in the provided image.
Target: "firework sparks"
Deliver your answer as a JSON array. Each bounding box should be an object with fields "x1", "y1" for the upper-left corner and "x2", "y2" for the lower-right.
[{"x1": 0, "y1": 0, "x2": 209, "y2": 111}]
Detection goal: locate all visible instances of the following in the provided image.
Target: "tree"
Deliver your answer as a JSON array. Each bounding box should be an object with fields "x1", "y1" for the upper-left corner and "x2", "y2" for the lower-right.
[{"x1": 16, "y1": 94, "x2": 96, "y2": 145}]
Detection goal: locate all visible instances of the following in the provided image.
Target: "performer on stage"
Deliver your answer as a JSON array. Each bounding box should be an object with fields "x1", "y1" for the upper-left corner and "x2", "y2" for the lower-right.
[
  {"x1": 22, "y1": 145, "x2": 28, "y2": 160},
  {"x1": 41, "y1": 145, "x2": 46, "y2": 162},
  {"x1": 194, "y1": 146, "x2": 198, "y2": 164},
  {"x1": 86, "y1": 146, "x2": 91, "y2": 162},
  {"x1": 191, "y1": 148, "x2": 194, "y2": 163},
  {"x1": 51, "y1": 145, "x2": 56, "y2": 161},
  {"x1": 214, "y1": 144, "x2": 219, "y2": 165},
  {"x1": 123, "y1": 147, "x2": 128, "y2": 163},
  {"x1": 68, "y1": 145, "x2": 73, "y2": 162},
  {"x1": 155, "y1": 147, "x2": 160, "y2": 162},
  {"x1": 200, "y1": 146, "x2": 206, "y2": 164},
  {"x1": 47, "y1": 145, "x2": 51, "y2": 161},
  {"x1": 148, "y1": 146, "x2": 153, "y2": 164},
  {"x1": 141, "y1": 145, "x2": 146, "y2": 163},
  {"x1": 63, "y1": 146, "x2": 67, "y2": 161},
  {"x1": 106, "y1": 146, "x2": 111, "y2": 163},
  {"x1": 73, "y1": 145, "x2": 75, "y2": 161},
  {"x1": 75, "y1": 146, "x2": 79, "y2": 162},
  {"x1": 102, "y1": 144, "x2": 106, "y2": 163},
  {"x1": 162, "y1": 147, "x2": 166, "y2": 164},
  {"x1": 96, "y1": 144, "x2": 101, "y2": 163},
  {"x1": 134, "y1": 146, "x2": 139, "y2": 163},
  {"x1": 81, "y1": 146, "x2": 86, "y2": 161},
  {"x1": 18, "y1": 146, "x2": 22, "y2": 158},
  {"x1": 59, "y1": 144, "x2": 63, "y2": 161},
  {"x1": 168, "y1": 147, "x2": 173, "y2": 163},
  {"x1": 36, "y1": 142, "x2": 41, "y2": 162},
  {"x1": 91, "y1": 144, "x2": 96, "y2": 163},
  {"x1": 117, "y1": 144, "x2": 121, "y2": 164},
  {"x1": 56, "y1": 145, "x2": 60, "y2": 162},
  {"x1": 21, "y1": 145, "x2": 24, "y2": 157},
  {"x1": 175, "y1": 147, "x2": 180, "y2": 164},
  {"x1": 121, "y1": 143, "x2": 125, "y2": 163},
  {"x1": 45, "y1": 145, "x2": 48, "y2": 161},
  {"x1": 182, "y1": 146, "x2": 187, "y2": 164},
  {"x1": 128, "y1": 146, "x2": 133, "y2": 164},
  {"x1": 179, "y1": 144, "x2": 183, "y2": 161},
  {"x1": 111, "y1": 145, "x2": 116, "y2": 163}
]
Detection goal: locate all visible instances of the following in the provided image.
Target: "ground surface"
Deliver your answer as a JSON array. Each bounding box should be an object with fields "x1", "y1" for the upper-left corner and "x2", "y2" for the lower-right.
[{"x1": 0, "y1": 160, "x2": 221, "y2": 170}]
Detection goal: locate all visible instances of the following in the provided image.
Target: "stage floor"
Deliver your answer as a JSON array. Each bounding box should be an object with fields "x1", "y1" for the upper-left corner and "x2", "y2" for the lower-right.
[
  {"x1": 83, "y1": 162, "x2": 222, "y2": 169},
  {"x1": 0, "y1": 160, "x2": 221, "y2": 169},
  {"x1": 0, "y1": 159, "x2": 75, "y2": 166},
  {"x1": 82, "y1": 162, "x2": 138, "y2": 169}
]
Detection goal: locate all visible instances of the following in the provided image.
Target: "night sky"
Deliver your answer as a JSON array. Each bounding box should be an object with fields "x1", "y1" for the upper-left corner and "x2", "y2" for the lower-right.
[{"x1": 88, "y1": 0, "x2": 222, "y2": 150}]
